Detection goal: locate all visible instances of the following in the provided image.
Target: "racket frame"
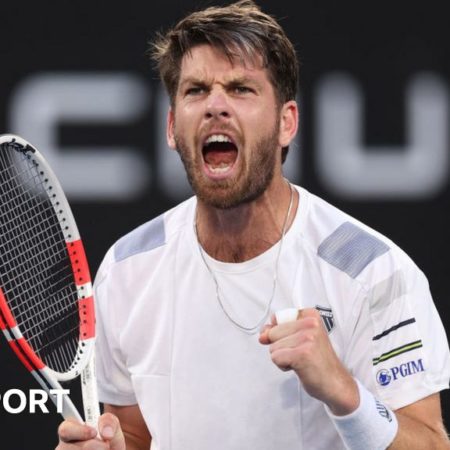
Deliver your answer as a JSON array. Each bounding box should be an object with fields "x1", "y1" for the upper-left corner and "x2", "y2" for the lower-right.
[{"x1": 0, "y1": 134, "x2": 99, "y2": 426}]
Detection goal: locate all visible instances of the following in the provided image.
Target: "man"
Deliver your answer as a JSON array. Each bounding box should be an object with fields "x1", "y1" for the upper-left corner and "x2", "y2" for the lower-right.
[{"x1": 57, "y1": 1, "x2": 450, "y2": 449}]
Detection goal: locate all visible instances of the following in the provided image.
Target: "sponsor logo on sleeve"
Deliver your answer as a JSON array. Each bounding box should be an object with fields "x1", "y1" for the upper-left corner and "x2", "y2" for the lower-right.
[
  {"x1": 376, "y1": 369, "x2": 392, "y2": 386},
  {"x1": 376, "y1": 358, "x2": 425, "y2": 386}
]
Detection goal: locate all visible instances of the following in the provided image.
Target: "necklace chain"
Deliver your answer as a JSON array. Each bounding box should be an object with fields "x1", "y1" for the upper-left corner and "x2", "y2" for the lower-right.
[{"x1": 194, "y1": 181, "x2": 295, "y2": 334}]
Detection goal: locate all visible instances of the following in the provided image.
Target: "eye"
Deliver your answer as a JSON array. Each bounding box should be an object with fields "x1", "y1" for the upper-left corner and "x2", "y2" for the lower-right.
[
  {"x1": 233, "y1": 85, "x2": 254, "y2": 94},
  {"x1": 185, "y1": 86, "x2": 206, "y2": 96}
]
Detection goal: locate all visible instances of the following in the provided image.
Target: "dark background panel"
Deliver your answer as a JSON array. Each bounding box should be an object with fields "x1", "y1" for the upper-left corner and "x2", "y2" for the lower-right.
[{"x1": 0, "y1": 1, "x2": 449, "y2": 448}]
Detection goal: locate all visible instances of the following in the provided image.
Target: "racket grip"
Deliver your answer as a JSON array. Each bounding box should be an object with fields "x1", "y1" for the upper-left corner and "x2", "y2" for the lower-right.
[
  {"x1": 275, "y1": 308, "x2": 300, "y2": 324},
  {"x1": 59, "y1": 398, "x2": 84, "y2": 423},
  {"x1": 81, "y1": 354, "x2": 101, "y2": 429}
]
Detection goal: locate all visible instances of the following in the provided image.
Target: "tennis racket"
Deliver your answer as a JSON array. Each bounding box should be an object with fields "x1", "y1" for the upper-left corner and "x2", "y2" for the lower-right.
[{"x1": 0, "y1": 133, "x2": 100, "y2": 427}]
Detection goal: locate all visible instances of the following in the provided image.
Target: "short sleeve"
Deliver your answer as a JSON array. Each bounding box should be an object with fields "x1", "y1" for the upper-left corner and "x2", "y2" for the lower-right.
[
  {"x1": 346, "y1": 258, "x2": 450, "y2": 410},
  {"x1": 94, "y1": 250, "x2": 137, "y2": 406}
]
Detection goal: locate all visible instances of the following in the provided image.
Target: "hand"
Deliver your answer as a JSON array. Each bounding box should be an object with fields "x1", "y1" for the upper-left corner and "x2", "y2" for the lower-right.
[
  {"x1": 56, "y1": 413, "x2": 126, "y2": 450},
  {"x1": 259, "y1": 308, "x2": 359, "y2": 416}
]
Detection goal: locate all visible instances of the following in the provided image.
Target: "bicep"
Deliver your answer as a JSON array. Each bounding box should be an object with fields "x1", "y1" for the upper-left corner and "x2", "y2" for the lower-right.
[{"x1": 104, "y1": 403, "x2": 152, "y2": 449}]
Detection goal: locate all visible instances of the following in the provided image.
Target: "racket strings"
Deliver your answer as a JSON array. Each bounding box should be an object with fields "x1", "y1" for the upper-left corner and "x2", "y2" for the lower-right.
[
  {"x1": 0, "y1": 162, "x2": 74, "y2": 310},
  {"x1": 14, "y1": 285, "x2": 78, "y2": 334},
  {"x1": 0, "y1": 145, "x2": 80, "y2": 373},
  {"x1": 21, "y1": 294, "x2": 79, "y2": 346},
  {"x1": 1, "y1": 240, "x2": 73, "y2": 307},
  {"x1": 0, "y1": 235, "x2": 70, "y2": 296},
  {"x1": 0, "y1": 157, "x2": 47, "y2": 201},
  {"x1": 0, "y1": 197, "x2": 61, "y2": 247},
  {"x1": 10, "y1": 272, "x2": 74, "y2": 319}
]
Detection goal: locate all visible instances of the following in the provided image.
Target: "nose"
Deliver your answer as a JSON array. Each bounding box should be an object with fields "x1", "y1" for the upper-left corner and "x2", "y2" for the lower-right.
[{"x1": 205, "y1": 89, "x2": 230, "y2": 120}]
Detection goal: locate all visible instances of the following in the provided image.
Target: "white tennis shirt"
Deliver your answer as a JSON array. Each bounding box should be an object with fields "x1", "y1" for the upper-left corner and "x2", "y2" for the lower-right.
[{"x1": 94, "y1": 186, "x2": 450, "y2": 450}]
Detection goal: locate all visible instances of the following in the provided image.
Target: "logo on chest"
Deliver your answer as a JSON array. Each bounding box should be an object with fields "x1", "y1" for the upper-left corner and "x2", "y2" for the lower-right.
[{"x1": 315, "y1": 305, "x2": 335, "y2": 333}]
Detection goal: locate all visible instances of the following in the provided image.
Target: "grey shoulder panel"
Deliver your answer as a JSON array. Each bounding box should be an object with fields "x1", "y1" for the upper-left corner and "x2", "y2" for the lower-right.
[
  {"x1": 318, "y1": 221, "x2": 389, "y2": 278},
  {"x1": 114, "y1": 214, "x2": 166, "y2": 262}
]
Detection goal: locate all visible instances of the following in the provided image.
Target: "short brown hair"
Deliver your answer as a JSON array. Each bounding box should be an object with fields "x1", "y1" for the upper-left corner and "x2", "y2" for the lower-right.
[{"x1": 150, "y1": 0, "x2": 299, "y2": 107}]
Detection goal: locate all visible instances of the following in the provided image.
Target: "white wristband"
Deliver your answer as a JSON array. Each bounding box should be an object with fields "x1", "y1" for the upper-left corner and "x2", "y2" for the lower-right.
[{"x1": 325, "y1": 379, "x2": 398, "y2": 450}]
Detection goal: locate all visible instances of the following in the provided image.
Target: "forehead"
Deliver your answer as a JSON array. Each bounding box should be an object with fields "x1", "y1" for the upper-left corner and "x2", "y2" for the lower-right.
[{"x1": 179, "y1": 44, "x2": 270, "y2": 84}]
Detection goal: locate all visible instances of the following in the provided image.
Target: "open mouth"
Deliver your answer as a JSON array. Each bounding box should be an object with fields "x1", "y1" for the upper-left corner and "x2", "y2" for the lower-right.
[{"x1": 202, "y1": 134, "x2": 238, "y2": 175}]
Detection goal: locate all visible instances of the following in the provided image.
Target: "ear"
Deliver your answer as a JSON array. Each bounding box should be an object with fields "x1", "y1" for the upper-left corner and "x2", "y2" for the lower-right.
[
  {"x1": 167, "y1": 107, "x2": 177, "y2": 149},
  {"x1": 278, "y1": 100, "x2": 298, "y2": 148}
]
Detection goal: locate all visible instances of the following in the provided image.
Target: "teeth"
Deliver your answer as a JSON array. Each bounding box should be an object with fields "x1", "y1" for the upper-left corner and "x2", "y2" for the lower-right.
[
  {"x1": 205, "y1": 134, "x2": 232, "y2": 144},
  {"x1": 207, "y1": 162, "x2": 232, "y2": 173}
]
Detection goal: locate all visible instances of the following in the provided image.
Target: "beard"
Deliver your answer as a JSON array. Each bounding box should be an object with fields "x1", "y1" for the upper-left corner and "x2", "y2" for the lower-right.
[{"x1": 174, "y1": 120, "x2": 280, "y2": 210}]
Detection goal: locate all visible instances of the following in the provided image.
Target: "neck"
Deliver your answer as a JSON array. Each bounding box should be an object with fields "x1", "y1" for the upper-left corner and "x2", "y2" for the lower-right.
[{"x1": 195, "y1": 177, "x2": 298, "y2": 262}]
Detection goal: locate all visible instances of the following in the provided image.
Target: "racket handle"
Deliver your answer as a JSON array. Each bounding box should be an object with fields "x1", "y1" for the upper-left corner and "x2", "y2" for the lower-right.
[
  {"x1": 59, "y1": 397, "x2": 84, "y2": 422},
  {"x1": 275, "y1": 308, "x2": 300, "y2": 324},
  {"x1": 81, "y1": 354, "x2": 101, "y2": 428}
]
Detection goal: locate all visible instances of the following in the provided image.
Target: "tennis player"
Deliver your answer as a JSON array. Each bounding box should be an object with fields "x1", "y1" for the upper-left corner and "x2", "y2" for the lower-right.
[{"x1": 56, "y1": 1, "x2": 450, "y2": 449}]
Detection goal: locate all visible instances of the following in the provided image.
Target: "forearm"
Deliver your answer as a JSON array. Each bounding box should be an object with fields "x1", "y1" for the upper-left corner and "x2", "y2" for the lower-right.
[
  {"x1": 322, "y1": 379, "x2": 449, "y2": 450},
  {"x1": 389, "y1": 412, "x2": 450, "y2": 449},
  {"x1": 104, "y1": 404, "x2": 151, "y2": 450},
  {"x1": 124, "y1": 432, "x2": 152, "y2": 450},
  {"x1": 260, "y1": 309, "x2": 450, "y2": 450}
]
